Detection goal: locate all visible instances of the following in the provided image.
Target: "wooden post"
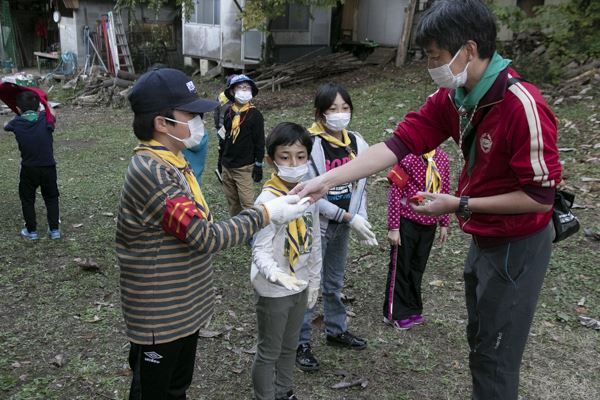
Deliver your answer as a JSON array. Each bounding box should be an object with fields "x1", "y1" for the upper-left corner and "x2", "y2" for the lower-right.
[{"x1": 395, "y1": 0, "x2": 418, "y2": 67}]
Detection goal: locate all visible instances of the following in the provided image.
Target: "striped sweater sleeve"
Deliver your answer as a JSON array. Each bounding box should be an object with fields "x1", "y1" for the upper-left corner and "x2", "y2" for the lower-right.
[{"x1": 129, "y1": 155, "x2": 265, "y2": 254}]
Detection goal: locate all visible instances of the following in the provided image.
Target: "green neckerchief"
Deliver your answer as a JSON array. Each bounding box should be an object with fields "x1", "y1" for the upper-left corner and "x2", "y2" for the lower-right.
[
  {"x1": 21, "y1": 110, "x2": 39, "y2": 122},
  {"x1": 456, "y1": 52, "x2": 511, "y2": 175}
]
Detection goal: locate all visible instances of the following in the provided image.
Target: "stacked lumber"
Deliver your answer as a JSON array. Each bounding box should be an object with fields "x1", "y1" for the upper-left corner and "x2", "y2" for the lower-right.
[
  {"x1": 72, "y1": 70, "x2": 138, "y2": 107},
  {"x1": 249, "y1": 52, "x2": 363, "y2": 91}
]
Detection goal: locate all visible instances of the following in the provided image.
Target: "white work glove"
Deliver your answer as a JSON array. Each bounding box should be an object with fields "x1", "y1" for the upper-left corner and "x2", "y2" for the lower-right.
[
  {"x1": 269, "y1": 270, "x2": 306, "y2": 291},
  {"x1": 307, "y1": 287, "x2": 319, "y2": 309},
  {"x1": 348, "y1": 214, "x2": 377, "y2": 245},
  {"x1": 263, "y1": 195, "x2": 310, "y2": 225}
]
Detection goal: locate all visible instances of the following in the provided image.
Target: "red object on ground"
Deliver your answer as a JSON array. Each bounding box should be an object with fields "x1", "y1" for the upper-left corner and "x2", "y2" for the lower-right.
[{"x1": 0, "y1": 83, "x2": 55, "y2": 124}]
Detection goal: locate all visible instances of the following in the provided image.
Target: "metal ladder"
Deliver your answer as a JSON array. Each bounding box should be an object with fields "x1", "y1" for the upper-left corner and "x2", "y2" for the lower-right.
[{"x1": 108, "y1": 10, "x2": 135, "y2": 74}]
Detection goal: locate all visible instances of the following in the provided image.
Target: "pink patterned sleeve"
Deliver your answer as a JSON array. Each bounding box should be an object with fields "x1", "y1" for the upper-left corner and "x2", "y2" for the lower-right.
[
  {"x1": 388, "y1": 183, "x2": 401, "y2": 230},
  {"x1": 437, "y1": 150, "x2": 451, "y2": 228}
]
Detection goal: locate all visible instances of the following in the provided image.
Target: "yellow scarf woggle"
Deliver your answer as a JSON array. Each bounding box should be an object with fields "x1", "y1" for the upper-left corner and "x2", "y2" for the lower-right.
[
  {"x1": 263, "y1": 173, "x2": 309, "y2": 274},
  {"x1": 423, "y1": 150, "x2": 441, "y2": 194},
  {"x1": 230, "y1": 102, "x2": 254, "y2": 143},
  {"x1": 134, "y1": 140, "x2": 212, "y2": 222},
  {"x1": 308, "y1": 122, "x2": 356, "y2": 159}
]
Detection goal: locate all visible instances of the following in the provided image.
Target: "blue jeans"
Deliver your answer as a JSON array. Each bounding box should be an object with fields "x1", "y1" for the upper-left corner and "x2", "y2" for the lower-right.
[{"x1": 299, "y1": 222, "x2": 350, "y2": 344}]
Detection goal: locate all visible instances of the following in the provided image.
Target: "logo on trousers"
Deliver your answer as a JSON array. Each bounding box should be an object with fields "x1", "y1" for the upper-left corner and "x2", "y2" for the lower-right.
[{"x1": 144, "y1": 351, "x2": 163, "y2": 364}]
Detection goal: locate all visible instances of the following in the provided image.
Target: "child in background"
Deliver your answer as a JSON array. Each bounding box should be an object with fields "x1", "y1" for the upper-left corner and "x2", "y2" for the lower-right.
[
  {"x1": 4, "y1": 90, "x2": 60, "y2": 240},
  {"x1": 182, "y1": 128, "x2": 209, "y2": 184},
  {"x1": 220, "y1": 74, "x2": 265, "y2": 216},
  {"x1": 383, "y1": 148, "x2": 450, "y2": 330},
  {"x1": 213, "y1": 75, "x2": 233, "y2": 179},
  {"x1": 251, "y1": 122, "x2": 321, "y2": 400},
  {"x1": 296, "y1": 83, "x2": 377, "y2": 372}
]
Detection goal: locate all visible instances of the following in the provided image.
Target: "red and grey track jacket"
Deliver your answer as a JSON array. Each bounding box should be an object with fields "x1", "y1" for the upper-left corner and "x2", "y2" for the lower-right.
[{"x1": 386, "y1": 67, "x2": 561, "y2": 240}]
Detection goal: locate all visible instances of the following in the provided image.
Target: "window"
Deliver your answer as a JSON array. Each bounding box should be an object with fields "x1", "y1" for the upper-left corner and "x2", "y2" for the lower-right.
[
  {"x1": 190, "y1": 0, "x2": 220, "y2": 25},
  {"x1": 271, "y1": 4, "x2": 310, "y2": 31}
]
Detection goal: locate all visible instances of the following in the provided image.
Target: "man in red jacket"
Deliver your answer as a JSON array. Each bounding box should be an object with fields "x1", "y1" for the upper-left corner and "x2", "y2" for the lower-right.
[{"x1": 294, "y1": 1, "x2": 561, "y2": 399}]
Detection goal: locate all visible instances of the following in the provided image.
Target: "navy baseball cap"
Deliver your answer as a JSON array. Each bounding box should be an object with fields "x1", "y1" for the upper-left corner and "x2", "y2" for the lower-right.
[{"x1": 128, "y1": 67, "x2": 218, "y2": 114}]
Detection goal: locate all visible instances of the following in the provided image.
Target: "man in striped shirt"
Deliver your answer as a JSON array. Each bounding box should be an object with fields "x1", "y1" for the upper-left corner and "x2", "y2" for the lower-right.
[{"x1": 118, "y1": 67, "x2": 309, "y2": 400}]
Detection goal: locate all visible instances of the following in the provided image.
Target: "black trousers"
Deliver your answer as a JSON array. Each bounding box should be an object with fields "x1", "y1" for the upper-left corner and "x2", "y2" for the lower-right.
[
  {"x1": 464, "y1": 223, "x2": 552, "y2": 400},
  {"x1": 383, "y1": 217, "x2": 437, "y2": 321},
  {"x1": 19, "y1": 165, "x2": 60, "y2": 232},
  {"x1": 128, "y1": 331, "x2": 199, "y2": 400}
]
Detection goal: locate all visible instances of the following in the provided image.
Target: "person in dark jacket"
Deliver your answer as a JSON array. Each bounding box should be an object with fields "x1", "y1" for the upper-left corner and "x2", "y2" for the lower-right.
[
  {"x1": 220, "y1": 74, "x2": 265, "y2": 216},
  {"x1": 4, "y1": 90, "x2": 60, "y2": 240}
]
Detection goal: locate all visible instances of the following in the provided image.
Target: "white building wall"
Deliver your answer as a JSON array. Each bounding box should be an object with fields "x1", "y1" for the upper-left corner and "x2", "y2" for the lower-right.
[
  {"x1": 271, "y1": 7, "x2": 330, "y2": 46},
  {"x1": 357, "y1": 0, "x2": 409, "y2": 46}
]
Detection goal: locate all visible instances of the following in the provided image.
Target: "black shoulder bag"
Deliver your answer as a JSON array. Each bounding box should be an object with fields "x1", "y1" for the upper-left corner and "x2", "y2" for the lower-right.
[{"x1": 552, "y1": 189, "x2": 580, "y2": 243}]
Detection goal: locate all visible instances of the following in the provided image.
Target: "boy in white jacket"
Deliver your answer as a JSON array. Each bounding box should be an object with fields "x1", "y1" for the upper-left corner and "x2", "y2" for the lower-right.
[{"x1": 251, "y1": 122, "x2": 322, "y2": 400}]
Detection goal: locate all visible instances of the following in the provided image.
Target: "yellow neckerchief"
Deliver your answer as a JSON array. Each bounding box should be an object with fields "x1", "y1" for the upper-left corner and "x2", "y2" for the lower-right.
[
  {"x1": 308, "y1": 121, "x2": 355, "y2": 159},
  {"x1": 218, "y1": 91, "x2": 228, "y2": 106},
  {"x1": 230, "y1": 102, "x2": 254, "y2": 143},
  {"x1": 263, "y1": 173, "x2": 308, "y2": 274},
  {"x1": 423, "y1": 150, "x2": 441, "y2": 194},
  {"x1": 134, "y1": 139, "x2": 212, "y2": 222}
]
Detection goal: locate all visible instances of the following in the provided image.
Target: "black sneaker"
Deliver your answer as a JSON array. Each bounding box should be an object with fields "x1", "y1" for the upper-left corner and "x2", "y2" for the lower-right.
[
  {"x1": 326, "y1": 330, "x2": 367, "y2": 350},
  {"x1": 296, "y1": 343, "x2": 320, "y2": 372},
  {"x1": 276, "y1": 390, "x2": 298, "y2": 400}
]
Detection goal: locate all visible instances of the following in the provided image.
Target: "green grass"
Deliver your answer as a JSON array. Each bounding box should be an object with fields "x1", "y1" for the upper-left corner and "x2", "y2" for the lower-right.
[{"x1": 0, "y1": 64, "x2": 598, "y2": 399}]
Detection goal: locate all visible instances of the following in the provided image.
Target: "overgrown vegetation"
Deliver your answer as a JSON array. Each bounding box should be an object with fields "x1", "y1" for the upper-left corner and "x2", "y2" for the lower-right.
[{"x1": 492, "y1": 0, "x2": 600, "y2": 83}]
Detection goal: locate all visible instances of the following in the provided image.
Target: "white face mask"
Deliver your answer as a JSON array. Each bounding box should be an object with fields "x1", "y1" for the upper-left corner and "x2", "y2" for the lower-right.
[
  {"x1": 428, "y1": 47, "x2": 470, "y2": 89},
  {"x1": 274, "y1": 162, "x2": 308, "y2": 183},
  {"x1": 164, "y1": 116, "x2": 205, "y2": 149},
  {"x1": 234, "y1": 90, "x2": 252, "y2": 104},
  {"x1": 324, "y1": 112, "x2": 351, "y2": 132}
]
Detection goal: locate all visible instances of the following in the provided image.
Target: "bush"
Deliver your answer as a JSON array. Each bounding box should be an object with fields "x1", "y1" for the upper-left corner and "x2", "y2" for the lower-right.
[{"x1": 491, "y1": 0, "x2": 600, "y2": 84}]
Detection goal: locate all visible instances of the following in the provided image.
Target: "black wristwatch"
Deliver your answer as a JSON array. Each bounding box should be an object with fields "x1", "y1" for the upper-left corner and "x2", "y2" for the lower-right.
[{"x1": 455, "y1": 196, "x2": 472, "y2": 218}]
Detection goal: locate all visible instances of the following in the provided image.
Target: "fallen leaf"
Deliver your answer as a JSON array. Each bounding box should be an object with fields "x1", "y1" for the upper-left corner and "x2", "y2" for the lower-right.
[
  {"x1": 581, "y1": 177, "x2": 600, "y2": 182},
  {"x1": 197, "y1": 329, "x2": 222, "y2": 338},
  {"x1": 577, "y1": 297, "x2": 586, "y2": 306},
  {"x1": 311, "y1": 313, "x2": 324, "y2": 329},
  {"x1": 231, "y1": 367, "x2": 244, "y2": 374},
  {"x1": 85, "y1": 315, "x2": 102, "y2": 323},
  {"x1": 558, "y1": 147, "x2": 576, "y2": 152},
  {"x1": 74, "y1": 257, "x2": 100, "y2": 272},
  {"x1": 584, "y1": 228, "x2": 600, "y2": 241},
  {"x1": 575, "y1": 306, "x2": 587, "y2": 314},
  {"x1": 550, "y1": 335, "x2": 562, "y2": 343},
  {"x1": 429, "y1": 280, "x2": 445, "y2": 288},
  {"x1": 556, "y1": 312, "x2": 570, "y2": 322},
  {"x1": 72, "y1": 223, "x2": 84, "y2": 228},
  {"x1": 579, "y1": 316, "x2": 600, "y2": 330},
  {"x1": 340, "y1": 293, "x2": 355, "y2": 303},
  {"x1": 51, "y1": 354, "x2": 65, "y2": 368},
  {"x1": 11, "y1": 361, "x2": 21, "y2": 368},
  {"x1": 101, "y1": 212, "x2": 114, "y2": 217},
  {"x1": 242, "y1": 344, "x2": 257, "y2": 355},
  {"x1": 331, "y1": 375, "x2": 368, "y2": 390}
]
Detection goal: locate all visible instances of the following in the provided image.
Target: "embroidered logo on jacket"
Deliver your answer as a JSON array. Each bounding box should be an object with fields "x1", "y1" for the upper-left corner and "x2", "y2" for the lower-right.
[{"x1": 480, "y1": 133, "x2": 493, "y2": 154}]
